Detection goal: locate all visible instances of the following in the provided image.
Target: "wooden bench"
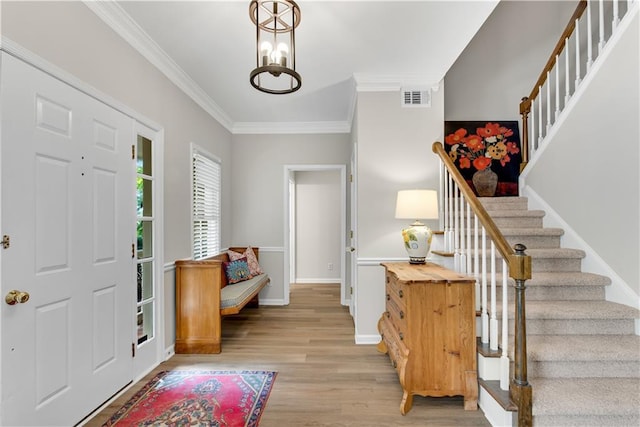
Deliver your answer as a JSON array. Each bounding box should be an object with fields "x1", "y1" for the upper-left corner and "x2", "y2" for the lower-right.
[{"x1": 174, "y1": 247, "x2": 270, "y2": 354}]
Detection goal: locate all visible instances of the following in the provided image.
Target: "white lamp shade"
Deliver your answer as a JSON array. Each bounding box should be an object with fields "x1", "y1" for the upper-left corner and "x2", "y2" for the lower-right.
[{"x1": 395, "y1": 189, "x2": 439, "y2": 220}]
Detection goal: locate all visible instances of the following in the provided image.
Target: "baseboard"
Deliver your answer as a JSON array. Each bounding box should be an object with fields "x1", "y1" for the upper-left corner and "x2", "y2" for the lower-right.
[
  {"x1": 295, "y1": 278, "x2": 341, "y2": 284},
  {"x1": 164, "y1": 344, "x2": 175, "y2": 361},
  {"x1": 355, "y1": 333, "x2": 381, "y2": 345},
  {"x1": 259, "y1": 298, "x2": 286, "y2": 306}
]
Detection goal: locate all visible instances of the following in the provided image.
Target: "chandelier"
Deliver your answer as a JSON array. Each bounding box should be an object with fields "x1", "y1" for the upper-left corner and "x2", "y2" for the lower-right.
[{"x1": 249, "y1": 0, "x2": 301, "y2": 94}]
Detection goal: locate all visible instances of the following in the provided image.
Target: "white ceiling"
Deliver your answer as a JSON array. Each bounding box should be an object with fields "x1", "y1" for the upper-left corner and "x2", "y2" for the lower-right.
[{"x1": 91, "y1": 1, "x2": 499, "y2": 133}]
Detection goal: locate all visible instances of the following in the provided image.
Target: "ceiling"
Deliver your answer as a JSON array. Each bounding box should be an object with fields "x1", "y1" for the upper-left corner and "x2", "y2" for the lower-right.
[{"x1": 89, "y1": 1, "x2": 499, "y2": 133}]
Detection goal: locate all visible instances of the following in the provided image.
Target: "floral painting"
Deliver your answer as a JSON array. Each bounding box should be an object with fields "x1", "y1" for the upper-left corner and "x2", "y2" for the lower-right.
[{"x1": 444, "y1": 121, "x2": 522, "y2": 197}]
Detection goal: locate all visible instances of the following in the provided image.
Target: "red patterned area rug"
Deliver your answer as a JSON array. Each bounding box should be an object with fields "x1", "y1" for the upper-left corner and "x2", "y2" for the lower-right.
[{"x1": 103, "y1": 370, "x2": 277, "y2": 427}]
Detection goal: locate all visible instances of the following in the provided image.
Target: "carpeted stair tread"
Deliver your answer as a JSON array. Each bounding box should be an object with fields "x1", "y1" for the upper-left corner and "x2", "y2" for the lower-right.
[
  {"x1": 526, "y1": 335, "x2": 640, "y2": 362},
  {"x1": 531, "y1": 377, "x2": 640, "y2": 417}
]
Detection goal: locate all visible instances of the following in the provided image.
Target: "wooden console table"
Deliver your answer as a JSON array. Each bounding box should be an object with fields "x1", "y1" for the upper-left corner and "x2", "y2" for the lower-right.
[{"x1": 377, "y1": 262, "x2": 478, "y2": 414}]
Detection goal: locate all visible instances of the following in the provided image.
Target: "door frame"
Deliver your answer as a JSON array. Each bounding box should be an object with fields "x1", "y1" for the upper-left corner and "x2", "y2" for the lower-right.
[
  {"x1": 133, "y1": 122, "x2": 165, "y2": 381},
  {"x1": 283, "y1": 165, "x2": 347, "y2": 306}
]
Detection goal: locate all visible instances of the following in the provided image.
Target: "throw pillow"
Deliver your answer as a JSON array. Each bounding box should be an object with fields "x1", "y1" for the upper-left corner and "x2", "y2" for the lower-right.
[
  {"x1": 228, "y1": 247, "x2": 264, "y2": 276},
  {"x1": 223, "y1": 257, "x2": 252, "y2": 284}
]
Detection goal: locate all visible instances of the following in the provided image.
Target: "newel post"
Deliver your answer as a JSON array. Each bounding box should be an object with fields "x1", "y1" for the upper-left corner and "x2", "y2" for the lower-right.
[
  {"x1": 509, "y1": 243, "x2": 532, "y2": 426},
  {"x1": 519, "y1": 97, "x2": 531, "y2": 173}
]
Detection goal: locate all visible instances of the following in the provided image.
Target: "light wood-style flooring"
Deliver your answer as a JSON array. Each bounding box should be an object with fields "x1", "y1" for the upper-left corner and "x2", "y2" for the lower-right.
[{"x1": 86, "y1": 284, "x2": 491, "y2": 426}]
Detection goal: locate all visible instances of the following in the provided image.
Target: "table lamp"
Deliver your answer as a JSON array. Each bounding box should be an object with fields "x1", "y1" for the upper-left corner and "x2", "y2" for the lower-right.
[{"x1": 395, "y1": 189, "x2": 439, "y2": 264}]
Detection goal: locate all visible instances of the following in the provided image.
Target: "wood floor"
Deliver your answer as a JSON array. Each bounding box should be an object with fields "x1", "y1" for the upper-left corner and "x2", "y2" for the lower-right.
[{"x1": 86, "y1": 284, "x2": 491, "y2": 426}]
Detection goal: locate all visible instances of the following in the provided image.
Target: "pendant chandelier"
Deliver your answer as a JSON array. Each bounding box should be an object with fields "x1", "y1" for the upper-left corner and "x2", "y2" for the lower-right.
[{"x1": 249, "y1": 0, "x2": 301, "y2": 94}]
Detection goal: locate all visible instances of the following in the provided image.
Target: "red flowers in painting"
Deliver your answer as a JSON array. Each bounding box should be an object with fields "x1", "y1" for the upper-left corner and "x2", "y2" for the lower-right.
[{"x1": 445, "y1": 122, "x2": 519, "y2": 171}]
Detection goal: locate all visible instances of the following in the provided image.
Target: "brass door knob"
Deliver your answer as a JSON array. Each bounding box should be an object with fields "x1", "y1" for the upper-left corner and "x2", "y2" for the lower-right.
[{"x1": 5, "y1": 290, "x2": 30, "y2": 305}]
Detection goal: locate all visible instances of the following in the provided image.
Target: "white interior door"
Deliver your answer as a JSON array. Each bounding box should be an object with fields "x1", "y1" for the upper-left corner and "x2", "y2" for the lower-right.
[{"x1": 0, "y1": 53, "x2": 134, "y2": 426}]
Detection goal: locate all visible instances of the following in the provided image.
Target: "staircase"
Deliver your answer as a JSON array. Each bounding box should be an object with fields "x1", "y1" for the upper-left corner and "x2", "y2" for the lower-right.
[{"x1": 479, "y1": 196, "x2": 640, "y2": 427}]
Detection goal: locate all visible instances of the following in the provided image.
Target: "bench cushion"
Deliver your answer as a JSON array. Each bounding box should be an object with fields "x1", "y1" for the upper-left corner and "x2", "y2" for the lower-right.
[{"x1": 220, "y1": 273, "x2": 269, "y2": 310}]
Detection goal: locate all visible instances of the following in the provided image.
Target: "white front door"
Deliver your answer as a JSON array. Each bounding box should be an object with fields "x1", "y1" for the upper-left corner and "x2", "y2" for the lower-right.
[{"x1": 0, "y1": 53, "x2": 134, "y2": 426}]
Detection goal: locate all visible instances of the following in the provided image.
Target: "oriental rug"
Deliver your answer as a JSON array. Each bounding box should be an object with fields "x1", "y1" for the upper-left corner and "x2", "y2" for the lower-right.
[{"x1": 103, "y1": 370, "x2": 277, "y2": 426}]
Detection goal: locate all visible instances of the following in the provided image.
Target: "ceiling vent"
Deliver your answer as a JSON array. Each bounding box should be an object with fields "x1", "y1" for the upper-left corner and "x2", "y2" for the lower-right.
[{"x1": 402, "y1": 88, "x2": 431, "y2": 108}]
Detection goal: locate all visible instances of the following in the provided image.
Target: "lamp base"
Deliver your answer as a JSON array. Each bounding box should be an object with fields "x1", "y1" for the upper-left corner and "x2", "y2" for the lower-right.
[{"x1": 402, "y1": 222, "x2": 433, "y2": 265}]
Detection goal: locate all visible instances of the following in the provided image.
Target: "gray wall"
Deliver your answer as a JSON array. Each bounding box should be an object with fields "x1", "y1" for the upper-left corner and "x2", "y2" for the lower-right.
[
  {"x1": 229, "y1": 133, "x2": 350, "y2": 303},
  {"x1": 295, "y1": 170, "x2": 342, "y2": 283},
  {"x1": 445, "y1": 0, "x2": 577, "y2": 122},
  {"x1": 354, "y1": 89, "x2": 445, "y2": 340}
]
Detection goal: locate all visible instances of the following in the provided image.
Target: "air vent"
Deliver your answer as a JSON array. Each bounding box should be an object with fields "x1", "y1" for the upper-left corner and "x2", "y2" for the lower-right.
[{"x1": 402, "y1": 89, "x2": 431, "y2": 107}]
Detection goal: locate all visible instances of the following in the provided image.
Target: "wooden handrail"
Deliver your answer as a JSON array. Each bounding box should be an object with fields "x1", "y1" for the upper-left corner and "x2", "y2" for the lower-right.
[
  {"x1": 520, "y1": 1, "x2": 587, "y2": 115},
  {"x1": 433, "y1": 141, "x2": 532, "y2": 426},
  {"x1": 519, "y1": 0, "x2": 587, "y2": 171}
]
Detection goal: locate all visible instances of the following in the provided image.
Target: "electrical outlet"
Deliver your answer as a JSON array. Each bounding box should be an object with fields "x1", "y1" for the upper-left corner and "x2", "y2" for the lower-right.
[{"x1": 327, "y1": 263, "x2": 333, "y2": 271}]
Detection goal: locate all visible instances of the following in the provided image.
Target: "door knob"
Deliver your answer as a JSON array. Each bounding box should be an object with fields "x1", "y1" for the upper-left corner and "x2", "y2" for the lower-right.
[{"x1": 5, "y1": 290, "x2": 30, "y2": 305}]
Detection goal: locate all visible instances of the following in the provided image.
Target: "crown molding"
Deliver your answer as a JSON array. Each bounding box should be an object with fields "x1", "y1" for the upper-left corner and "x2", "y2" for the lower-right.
[
  {"x1": 232, "y1": 121, "x2": 351, "y2": 135},
  {"x1": 83, "y1": 0, "x2": 234, "y2": 132}
]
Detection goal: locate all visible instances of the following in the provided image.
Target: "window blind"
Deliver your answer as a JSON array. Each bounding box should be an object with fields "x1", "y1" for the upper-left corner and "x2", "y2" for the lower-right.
[{"x1": 192, "y1": 150, "x2": 221, "y2": 260}]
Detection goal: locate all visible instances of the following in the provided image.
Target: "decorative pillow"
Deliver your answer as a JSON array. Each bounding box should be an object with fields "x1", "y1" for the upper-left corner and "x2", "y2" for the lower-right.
[
  {"x1": 223, "y1": 257, "x2": 252, "y2": 284},
  {"x1": 228, "y1": 247, "x2": 264, "y2": 276}
]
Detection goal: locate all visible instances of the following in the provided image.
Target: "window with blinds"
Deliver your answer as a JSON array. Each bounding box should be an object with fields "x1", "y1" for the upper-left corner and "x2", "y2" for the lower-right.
[{"x1": 192, "y1": 147, "x2": 221, "y2": 260}]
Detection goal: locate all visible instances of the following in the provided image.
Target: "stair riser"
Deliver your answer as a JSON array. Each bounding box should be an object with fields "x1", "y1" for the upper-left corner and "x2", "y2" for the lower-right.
[
  {"x1": 504, "y1": 235, "x2": 561, "y2": 249},
  {"x1": 488, "y1": 258, "x2": 582, "y2": 272},
  {"x1": 529, "y1": 361, "x2": 640, "y2": 379},
  {"x1": 492, "y1": 217, "x2": 543, "y2": 228},
  {"x1": 533, "y1": 414, "x2": 640, "y2": 427},
  {"x1": 483, "y1": 203, "x2": 529, "y2": 211},
  {"x1": 480, "y1": 198, "x2": 529, "y2": 211},
  {"x1": 497, "y1": 285, "x2": 606, "y2": 301},
  {"x1": 511, "y1": 319, "x2": 636, "y2": 335}
]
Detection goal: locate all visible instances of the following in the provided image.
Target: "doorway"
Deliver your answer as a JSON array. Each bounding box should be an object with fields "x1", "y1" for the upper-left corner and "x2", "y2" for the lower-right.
[{"x1": 283, "y1": 165, "x2": 347, "y2": 306}]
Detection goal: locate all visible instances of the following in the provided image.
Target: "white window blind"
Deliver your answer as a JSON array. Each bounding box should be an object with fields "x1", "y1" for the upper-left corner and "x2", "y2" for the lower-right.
[{"x1": 192, "y1": 149, "x2": 221, "y2": 260}]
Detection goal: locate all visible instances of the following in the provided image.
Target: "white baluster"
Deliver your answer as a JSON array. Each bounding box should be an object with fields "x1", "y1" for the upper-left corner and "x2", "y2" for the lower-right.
[
  {"x1": 454, "y1": 185, "x2": 460, "y2": 272},
  {"x1": 575, "y1": 18, "x2": 582, "y2": 87},
  {"x1": 481, "y1": 226, "x2": 489, "y2": 344},
  {"x1": 439, "y1": 162, "x2": 445, "y2": 232},
  {"x1": 531, "y1": 97, "x2": 537, "y2": 154},
  {"x1": 490, "y1": 241, "x2": 498, "y2": 351},
  {"x1": 474, "y1": 215, "x2": 481, "y2": 312},
  {"x1": 613, "y1": 0, "x2": 620, "y2": 31},
  {"x1": 447, "y1": 173, "x2": 454, "y2": 252},
  {"x1": 555, "y1": 55, "x2": 560, "y2": 120},
  {"x1": 546, "y1": 72, "x2": 551, "y2": 133},
  {"x1": 538, "y1": 85, "x2": 543, "y2": 145},
  {"x1": 500, "y1": 259, "x2": 510, "y2": 390},
  {"x1": 443, "y1": 167, "x2": 449, "y2": 251},
  {"x1": 598, "y1": 0, "x2": 605, "y2": 54},
  {"x1": 565, "y1": 37, "x2": 571, "y2": 105},
  {"x1": 587, "y1": 1, "x2": 594, "y2": 71},
  {"x1": 466, "y1": 201, "x2": 472, "y2": 275},
  {"x1": 458, "y1": 197, "x2": 466, "y2": 274}
]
